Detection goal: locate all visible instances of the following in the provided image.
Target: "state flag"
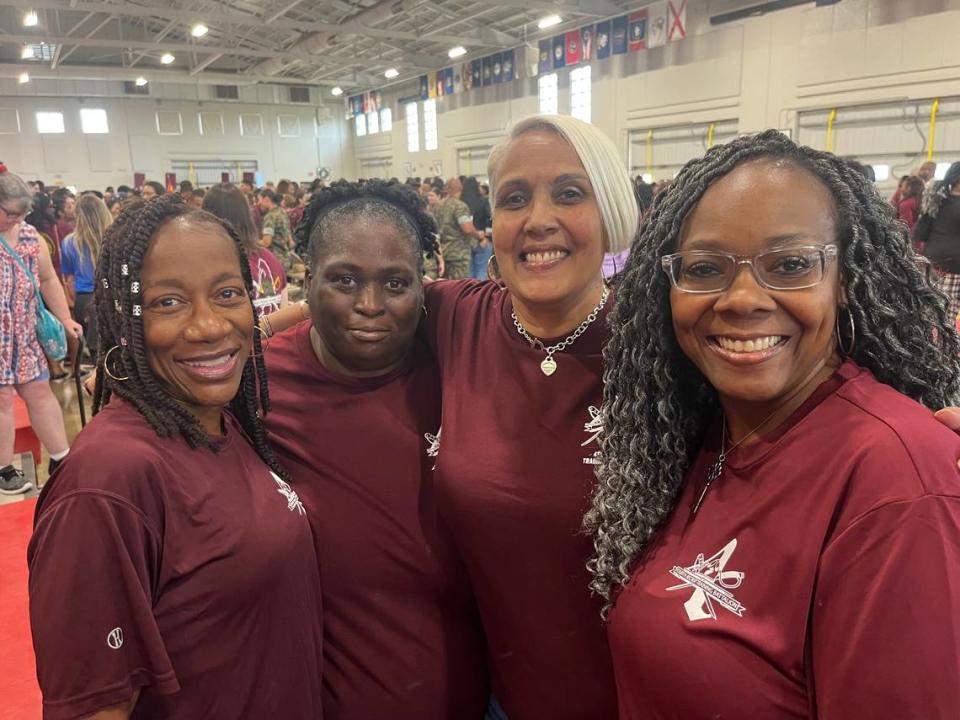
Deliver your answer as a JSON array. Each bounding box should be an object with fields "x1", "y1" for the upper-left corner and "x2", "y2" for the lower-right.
[
  {"x1": 502, "y1": 49, "x2": 515, "y2": 81},
  {"x1": 612, "y1": 15, "x2": 628, "y2": 54},
  {"x1": 538, "y1": 39, "x2": 551, "y2": 73},
  {"x1": 482, "y1": 56, "x2": 492, "y2": 85},
  {"x1": 629, "y1": 9, "x2": 648, "y2": 51},
  {"x1": 647, "y1": 1, "x2": 668, "y2": 48},
  {"x1": 596, "y1": 20, "x2": 611, "y2": 59},
  {"x1": 565, "y1": 30, "x2": 581, "y2": 65},
  {"x1": 552, "y1": 34, "x2": 566, "y2": 69},
  {"x1": 492, "y1": 53, "x2": 503, "y2": 83},
  {"x1": 668, "y1": 0, "x2": 687, "y2": 41},
  {"x1": 581, "y1": 25, "x2": 594, "y2": 61}
]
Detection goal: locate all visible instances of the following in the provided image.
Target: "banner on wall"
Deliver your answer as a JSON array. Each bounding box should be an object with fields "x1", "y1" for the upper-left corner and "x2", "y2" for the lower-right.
[
  {"x1": 472, "y1": 59, "x2": 482, "y2": 87},
  {"x1": 454, "y1": 66, "x2": 464, "y2": 93},
  {"x1": 565, "y1": 30, "x2": 581, "y2": 65},
  {"x1": 492, "y1": 53, "x2": 503, "y2": 83},
  {"x1": 668, "y1": 0, "x2": 687, "y2": 41},
  {"x1": 647, "y1": 1, "x2": 667, "y2": 47},
  {"x1": 444, "y1": 67, "x2": 454, "y2": 95},
  {"x1": 596, "y1": 20, "x2": 611, "y2": 59},
  {"x1": 612, "y1": 15, "x2": 629, "y2": 54},
  {"x1": 428, "y1": 71, "x2": 437, "y2": 98},
  {"x1": 502, "y1": 49, "x2": 515, "y2": 81},
  {"x1": 418, "y1": 75, "x2": 429, "y2": 100},
  {"x1": 552, "y1": 34, "x2": 566, "y2": 68},
  {"x1": 629, "y1": 9, "x2": 648, "y2": 51},
  {"x1": 538, "y1": 39, "x2": 552, "y2": 74},
  {"x1": 581, "y1": 25, "x2": 594, "y2": 61},
  {"x1": 461, "y1": 63, "x2": 473, "y2": 90},
  {"x1": 482, "y1": 56, "x2": 493, "y2": 85}
]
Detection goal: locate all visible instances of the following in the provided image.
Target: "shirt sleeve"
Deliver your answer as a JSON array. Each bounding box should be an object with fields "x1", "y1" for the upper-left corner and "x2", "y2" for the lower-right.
[
  {"x1": 810, "y1": 495, "x2": 960, "y2": 719},
  {"x1": 262, "y1": 217, "x2": 276, "y2": 238},
  {"x1": 28, "y1": 492, "x2": 180, "y2": 720},
  {"x1": 60, "y1": 239, "x2": 77, "y2": 277}
]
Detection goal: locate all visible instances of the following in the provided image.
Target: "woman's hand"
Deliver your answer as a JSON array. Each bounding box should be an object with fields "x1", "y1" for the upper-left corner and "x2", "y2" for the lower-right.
[{"x1": 62, "y1": 318, "x2": 83, "y2": 339}]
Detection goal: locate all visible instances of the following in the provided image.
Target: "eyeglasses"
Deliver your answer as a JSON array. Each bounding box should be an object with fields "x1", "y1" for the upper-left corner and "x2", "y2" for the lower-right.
[
  {"x1": 0, "y1": 206, "x2": 29, "y2": 221},
  {"x1": 661, "y1": 244, "x2": 838, "y2": 293}
]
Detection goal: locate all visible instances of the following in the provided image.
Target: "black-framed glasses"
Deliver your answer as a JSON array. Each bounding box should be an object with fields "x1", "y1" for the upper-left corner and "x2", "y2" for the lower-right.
[
  {"x1": 661, "y1": 244, "x2": 838, "y2": 293},
  {"x1": 0, "y1": 205, "x2": 29, "y2": 221}
]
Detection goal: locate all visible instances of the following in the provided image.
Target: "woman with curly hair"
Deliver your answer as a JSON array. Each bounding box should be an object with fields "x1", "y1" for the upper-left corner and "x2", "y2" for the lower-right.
[
  {"x1": 268, "y1": 180, "x2": 488, "y2": 718},
  {"x1": 29, "y1": 195, "x2": 323, "y2": 719},
  {"x1": 588, "y1": 131, "x2": 960, "y2": 718}
]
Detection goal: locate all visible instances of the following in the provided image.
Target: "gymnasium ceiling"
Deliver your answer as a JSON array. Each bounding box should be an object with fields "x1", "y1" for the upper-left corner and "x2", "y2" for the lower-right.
[{"x1": 0, "y1": 0, "x2": 630, "y2": 93}]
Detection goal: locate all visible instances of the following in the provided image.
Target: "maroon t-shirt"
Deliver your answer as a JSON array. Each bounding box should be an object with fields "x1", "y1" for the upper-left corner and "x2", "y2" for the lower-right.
[
  {"x1": 609, "y1": 361, "x2": 960, "y2": 719},
  {"x1": 28, "y1": 398, "x2": 324, "y2": 720},
  {"x1": 264, "y1": 321, "x2": 488, "y2": 719},
  {"x1": 423, "y1": 280, "x2": 617, "y2": 720}
]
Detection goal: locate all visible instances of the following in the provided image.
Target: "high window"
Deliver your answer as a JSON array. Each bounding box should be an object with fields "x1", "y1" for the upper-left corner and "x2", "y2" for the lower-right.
[
  {"x1": 570, "y1": 66, "x2": 592, "y2": 123},
  {"x1": 405, "y1": 102, "x2": 419, "y2": 152},
  {"x1": 538, "y1": 73, "x2": 558, "y2": 115},
  {"x1": 423, "y1": 98, "x2": 438, "y2": 151}
]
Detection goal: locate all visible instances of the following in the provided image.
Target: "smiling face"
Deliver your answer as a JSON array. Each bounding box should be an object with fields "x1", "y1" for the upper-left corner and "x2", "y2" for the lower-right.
[
  {"x1": 492, "y1": 129, "x2": 606, "y2": 319},
  {"x1": 140, "y1": 218, "x2": 253, "y2": 434},
  {"x1": 308, "y1": 214, "x2": 422, "y2": 377},
  {"x1": 670, "y1": 158, "x2": 843, "y2": 416}
]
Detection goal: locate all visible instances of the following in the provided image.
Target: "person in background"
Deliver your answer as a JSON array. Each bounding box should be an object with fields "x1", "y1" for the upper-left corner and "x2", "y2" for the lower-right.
[
  {"x1": 189, "y1": 188, "x2": 205, "y2": 209},
  {"x1": 29, "y1": 195, "x2": 323, "y2": 719},
  {"x1": 103, "y1": 186, "x2": 115, "y2": 203},
  {"x1": 916, "y1": 161, "x2": 960, "y2": 321},
  {"x1": 0, "y1": 164, "x2": 81, "y2": 494},
  {"x1": 890, "y1": 174, "x2": 910, "y2": 208},
  {"x1": 178, "y1": 180, "x2": 194, "y2": 203},
  {"x1": 591, "y1": 130, "x2": 960, "y2": 719},
  {"x1": 917, "y1": 160, "x2": 937, "y2": 187},
  {"x1": 434, "y1": 178, "x2": 485, "y2": 279},
  {"x1": 462, "y1": 177, "x2": 493, "y2": 281},
  {"x1": 61, "y1": 193, "x2": 112, "y2": 358},
  {"x1": 115, "y1": 184, "x2": 132, "y2": 200},
  {"x1": 53, "y1": 191, "x2": 76, "y2": 247},
  {"x1": 897, "y1": 175, "x2": 925, "y2": 235},
  {"x1": 106, "y1": 197, "x2": 122, "y2": 219},
  {"x1": 259, "y1": 189, "x2": 294, "y2": 272},
  {"x1": 141, "y1": 181, "x2": 165, "y2": 200},
  {"x1": 203, "y1": 184, "x2": 288, "y2": 318}
]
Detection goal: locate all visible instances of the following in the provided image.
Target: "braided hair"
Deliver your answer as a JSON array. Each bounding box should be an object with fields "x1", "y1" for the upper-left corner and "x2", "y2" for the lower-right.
[
  {"x1": 586, "y1": 129, "x2": 960, "y2": 617},
  {"x1": 293, "y1": 179, "x2": 439, "y2": 273},
  {"x1": 921, "y1": 161, "x2": 960, "y2": 219},
  {"x1": 91, "y1": 195, "x2": 290, "y2": 482}
]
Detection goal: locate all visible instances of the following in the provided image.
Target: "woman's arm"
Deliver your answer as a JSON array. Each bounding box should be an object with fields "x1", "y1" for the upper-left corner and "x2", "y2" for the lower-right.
[
  {"x1": 36, "y1": 239, "x2": 82, "y2": 338},
  {"x1": 260, "y1": 301, "x2": 309, "y2": 338}
]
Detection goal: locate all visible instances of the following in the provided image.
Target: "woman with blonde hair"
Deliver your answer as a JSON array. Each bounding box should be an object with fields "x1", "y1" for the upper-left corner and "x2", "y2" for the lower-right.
[{"x1": 61, "y1": 193, "x2": 112, "y2": 354}]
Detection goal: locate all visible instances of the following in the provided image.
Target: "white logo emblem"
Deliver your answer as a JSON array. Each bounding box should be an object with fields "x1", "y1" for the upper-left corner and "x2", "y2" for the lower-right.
[
  {"x1": 666, "y1": 538, "x2": 746, "y2": 621},
  {"x1": 424, "y1": 427, "x2": 441, "y2": 469},
  {"x1": 581, "y1": 405, "x2": 603, "y2": 465},
  {"x1": 107, "y1": 627, "x2": 124, "y2": 649},
  {"x1": 270, "y1": 472, "x2": 306, "y2": 516}
]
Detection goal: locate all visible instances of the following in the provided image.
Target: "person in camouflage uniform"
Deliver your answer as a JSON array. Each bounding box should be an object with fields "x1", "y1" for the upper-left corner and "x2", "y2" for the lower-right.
[
  {"x1": 434, "y1": 178, "x2": 486, "y2": 279},
  {"x1": 259, "y1": 190, "x2": 295, "y2": 272}
]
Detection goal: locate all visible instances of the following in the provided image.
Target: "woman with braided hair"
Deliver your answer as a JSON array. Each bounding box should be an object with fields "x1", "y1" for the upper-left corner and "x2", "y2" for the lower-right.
[
  {"x1": 28, "y1": 195, "x2": 323, "y2": 720},
  {"x1": 916, "y1": 161, "x2": 960, "y2": 320},
  {"x1": 589, "y1": 130, "x2": 960, "y2": 718},
  {"x1": 267, "y1": 179, "x2": 488, "y2": 718}
]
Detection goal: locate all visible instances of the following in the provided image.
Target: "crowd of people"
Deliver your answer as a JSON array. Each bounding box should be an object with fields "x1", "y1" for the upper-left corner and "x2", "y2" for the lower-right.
[{"x1": 2, "y1": 116, "x2": 960, "y2": 720}]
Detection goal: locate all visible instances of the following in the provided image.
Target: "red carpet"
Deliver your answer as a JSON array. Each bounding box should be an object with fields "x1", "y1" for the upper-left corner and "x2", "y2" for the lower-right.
[{"x1": 0, "y1": 500, "x2": 42, "y2": 720}]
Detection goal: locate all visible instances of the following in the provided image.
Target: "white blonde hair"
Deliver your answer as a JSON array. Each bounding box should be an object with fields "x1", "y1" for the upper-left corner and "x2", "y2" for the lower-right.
[{"x1": 488, "y1": 114, "x2": 639, "y2": 253}]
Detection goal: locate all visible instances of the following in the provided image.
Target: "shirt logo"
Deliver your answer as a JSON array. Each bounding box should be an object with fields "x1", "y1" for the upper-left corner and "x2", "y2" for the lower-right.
[
  {"x1": 581, "y1": 405, "x2": 603, "y2": 465},
  {"x1": 107, "y1": 627, "x2": 124, "y2": 650},
  {"x1": 666, "y1": 538, "x2": 746, "y2": 622},
  {"x1": 425, "y1": 427, "x2": 441, "y2": 469},
  {"x1": 270, "y1": 472, "x2": 306, "y2": 516}
]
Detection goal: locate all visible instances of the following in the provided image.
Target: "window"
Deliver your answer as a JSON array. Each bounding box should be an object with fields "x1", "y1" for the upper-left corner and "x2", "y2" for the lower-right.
[
  {"x1": 423, "y1": 98, "x2": 438, "y2": 151},
  {"x1": 380, "y1": 107, "x2": 392, "y2": 133},
  {"x1": 36, "y1": 111, "x2": 65, "y2": 134},
  {"x1": 405, "y1": 102, "x2": 419, "y2": 152},
  {"x1": 871, "y1": 164, "x2": 891, "y2": 182},
  {"x1": 367, "y1": 110, "x2": 379, "y2": 135},
  {"x1": 538, "y1": 73, "x2": 558, "y2": 115},
  {"x1": 80, "y1": 108, "x2": 109, "y2": 134},
  {"x1": 570, "y1": 65, "x2": 591, "y2": 123},
  {"x1": 355, "y1": 113, "x2": 367, "y2": 137}
]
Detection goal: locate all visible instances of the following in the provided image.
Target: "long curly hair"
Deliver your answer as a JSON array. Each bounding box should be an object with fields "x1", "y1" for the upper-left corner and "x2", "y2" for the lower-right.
[{"x1": 586, "y1": 129, "x2": 960, "y2": 617}]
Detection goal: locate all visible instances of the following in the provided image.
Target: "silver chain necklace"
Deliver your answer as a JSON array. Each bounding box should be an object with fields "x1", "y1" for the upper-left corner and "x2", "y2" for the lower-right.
[{"x1": 511, "y1": 285, "x2": 610, "y2": 376}]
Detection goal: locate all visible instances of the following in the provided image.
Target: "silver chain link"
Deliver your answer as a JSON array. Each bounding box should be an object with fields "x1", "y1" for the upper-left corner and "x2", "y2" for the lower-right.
[{"x1": 511, "y1": 285, "x2": 610, "y2": 357}]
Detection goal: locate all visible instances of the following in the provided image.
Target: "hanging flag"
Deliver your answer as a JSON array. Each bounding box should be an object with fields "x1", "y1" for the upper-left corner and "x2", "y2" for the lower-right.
[
  {"x1": 581, "y1": 25, "x2": 594, "y2": 61},
  {"x1": 482, "y1": 56, "x2": 493, "y2": 85},
  {"x1": 668, "y1": 0, "x2": 687, "y2": 41},
  {"x1": 538, "y1": 39, "x2": 552, "y2": 74},
  {"x1": 647, "y1": 1, "x2": 668, "y2": 48},
  {"x1": 472, "y1": 59, "x2": 482, "y2": 87},
  {"x1": 492, "y1": 53, "x2": 503, "y2": 83},
  {"x1": 502, "y1": 49, "x2": 515, "y2": 81},
  {"x1": 444, "y1": 67, "x2": 454, "y2": 95},
  {"x1": 428, "y1": 72, "x2": 437, "y2": 98},
  {"x1": 418, "y1": 75, "x2": 429, "y2": 100},
  {"x1": 612, "y1": 15, "x2": 629, "y2": 54},
  {"x1": 552, "y1": 34, "x2": 566, "y2": 69},
  {"x1": 372, "y1": 90, "x2": 383, "y2": 111},
  {"x1": 596, "y1": 20, "x2": 611, "y2": 59},
  {"x1": 629, "y1": 9, "x2": 648, "y2": 51},
  {"x1": 454, "y1": 66, "x2": 464, "y2": 93},
  {"x1": 565, "y1": 30, "x2": 581, "y2": 65},
  {"x1": 462, "y1": 63, "x2": 473, "y2": 90}
]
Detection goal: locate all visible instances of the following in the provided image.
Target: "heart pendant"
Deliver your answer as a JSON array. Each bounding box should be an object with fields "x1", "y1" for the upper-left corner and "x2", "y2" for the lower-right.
[{"x1": 540, "y1": 356, "x2": 557, "y2": 376}]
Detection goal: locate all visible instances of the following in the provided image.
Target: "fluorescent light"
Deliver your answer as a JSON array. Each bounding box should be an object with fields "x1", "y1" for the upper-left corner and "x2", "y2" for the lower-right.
[
  {"x1": 191, "y1": 23, "x2": 209, "y2": 38},
  {"x1": 384, "y1": 68, "x2": 399, "y2": 79},
  {"x1": 23, "y1": 10, "x2": 38, "y2": 27},
  {"x1": 448, "y1": 46, "x2": 467, "y2": 59},
  {"x1": 18, "y1": 72, "x2": 30, "y2": 84},
  {"x1": 160, "y1": 52, "x2": 175, "y2": 65},
  {"x1": 135, "y1": 76, "x2": 148, "y2": 87},
  {"x1": 21, "y1": 45, "x2": 34, "y2": 60},
  {"x1": 872, "y1": 164, "x2": 891, "y2": 182},
  {"x1": 331, "y1": 86, "x2": 343, "y2": 96},
  {"x1": 537, "y1": 14, "x2": 562, "y2": 29}
]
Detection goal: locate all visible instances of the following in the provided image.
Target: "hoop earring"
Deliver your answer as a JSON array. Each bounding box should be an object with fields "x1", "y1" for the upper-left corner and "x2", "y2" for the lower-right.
[
  {"x1": 836, "y1": 306, "x2": 856, "y2": 355},
  {"x1": 103, "y1": 345, "x2": 130, "y2": 382},
  {"x1": 487, "y1": 254, "x2": 505, "y2": 289}
]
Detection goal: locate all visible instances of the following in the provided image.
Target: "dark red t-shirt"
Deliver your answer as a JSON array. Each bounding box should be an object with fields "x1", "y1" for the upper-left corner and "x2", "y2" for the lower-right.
[
  {"x1": 28, "y1": 398, "x2": 324, "y2": 720},
  {"x1": 608, "y1": 362, "x2": 960, "y2": 719},
  {"x1": 264, "y1": 321, "x2": 488, "y2": 719},
  {"x1": 423, "y1": 280, "x2": 617, "y2": 720}
]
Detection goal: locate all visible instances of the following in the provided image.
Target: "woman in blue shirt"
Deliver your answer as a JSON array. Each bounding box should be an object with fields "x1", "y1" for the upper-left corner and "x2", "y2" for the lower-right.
[{"x1": 61, "y1": 194, "x2": 112, "y2": 355}]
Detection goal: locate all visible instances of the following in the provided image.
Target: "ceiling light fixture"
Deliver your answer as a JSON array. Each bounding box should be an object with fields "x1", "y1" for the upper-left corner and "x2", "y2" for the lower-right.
[
  {"x1": 384, "y1": 68, "x2": 399, "y2": 79},
  {"x1": 23, "y1": 10, "x2": 38, "y2": 27},
  {"x1": 160, "y1": 52, "x2": 175, "y2": 64},
  {"x1": 18, "y1": 72, "x2": 30, "y2": 84},
  {"x1": 448, "y1": 46, "x2": 467, "y2": 59},
  {"x1": 135, "y1": 76, "x2": 148, "y2": 87},
  {"x1": 537, "y1": 14, "x2": 562, "y2": 29},
  {"x1": 331, "y1": 86, "x2": 343, "y2": 96},
  {"x1": 21, "y1": 45, "x2": 34, "y2": 60},
  {"x1": 191, "y1": 23, "x2": 209, "y2": 38}
]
